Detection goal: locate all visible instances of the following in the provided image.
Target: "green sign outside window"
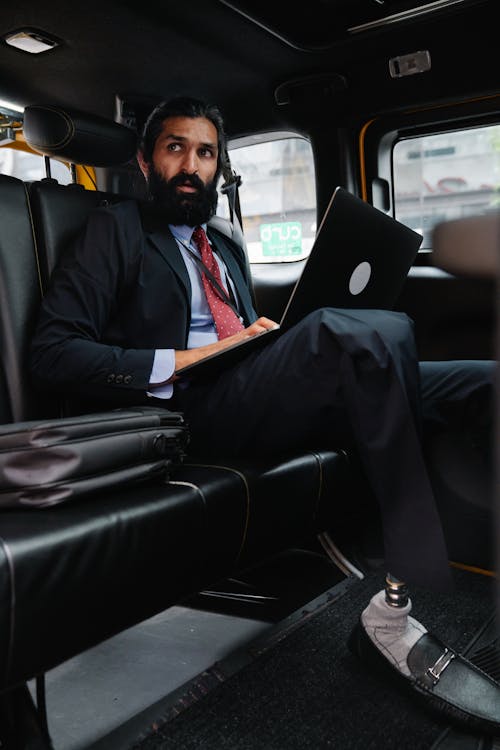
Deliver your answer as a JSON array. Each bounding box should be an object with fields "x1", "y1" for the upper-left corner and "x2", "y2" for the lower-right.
[{"x1": 260, "y1": 222, "x2": 302, "y2": 257}]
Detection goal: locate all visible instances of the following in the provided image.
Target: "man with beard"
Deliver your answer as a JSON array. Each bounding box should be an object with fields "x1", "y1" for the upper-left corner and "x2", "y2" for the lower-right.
[{"x1": 29, "y1": 96, "x2": 499, "y2": 733}]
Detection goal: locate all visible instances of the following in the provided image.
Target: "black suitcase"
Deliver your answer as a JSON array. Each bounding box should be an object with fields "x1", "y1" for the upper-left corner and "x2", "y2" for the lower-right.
[{"x1": 0, "y1": 406, "x2": 189, "y2": 508}]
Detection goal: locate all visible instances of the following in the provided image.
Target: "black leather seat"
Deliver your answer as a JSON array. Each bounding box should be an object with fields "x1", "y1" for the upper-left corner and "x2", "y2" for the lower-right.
[
  {"x1": 0, "y1": 172, "x2": 232, "y2": 693},
  {"x1": 0, "y1": 174, "x2": 52, "y2": 423}
]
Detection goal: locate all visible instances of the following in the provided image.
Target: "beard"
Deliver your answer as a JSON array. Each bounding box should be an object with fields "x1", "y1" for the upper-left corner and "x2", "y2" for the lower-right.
[{"x1": 147, "y1": 166, "x2": 219, "y2": 226}]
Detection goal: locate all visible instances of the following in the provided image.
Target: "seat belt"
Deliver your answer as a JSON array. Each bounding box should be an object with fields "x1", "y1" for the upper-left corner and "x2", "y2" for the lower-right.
[
  {"x1": 219, "y1": 161, "x2": 257, "y2": 308},
  {"x1": 220, "y1": 164, "x2": 244, "y2": 250}
]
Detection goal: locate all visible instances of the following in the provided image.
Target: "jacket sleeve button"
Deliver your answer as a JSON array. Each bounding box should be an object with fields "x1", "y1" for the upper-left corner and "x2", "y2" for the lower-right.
[
  {"x1": 107, "y1": 373, "x2": 115, "y2": 383},
  {"x1": 115, "y1": 374, "x2": 124, "y2": 384},
  {"x1": 124, "y1": 375, "x2": 132, "y2": 384}
]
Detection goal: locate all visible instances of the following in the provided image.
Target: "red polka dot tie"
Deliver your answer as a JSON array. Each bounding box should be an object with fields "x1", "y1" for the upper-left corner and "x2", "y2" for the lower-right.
[{"x1": 192, "y1": 226, "x2": 245, "y2": 340}]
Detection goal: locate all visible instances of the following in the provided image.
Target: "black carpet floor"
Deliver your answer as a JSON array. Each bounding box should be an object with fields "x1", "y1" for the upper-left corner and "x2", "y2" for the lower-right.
[{"x1": 132, "y1": 568, "x2": 496, "y2": 750}]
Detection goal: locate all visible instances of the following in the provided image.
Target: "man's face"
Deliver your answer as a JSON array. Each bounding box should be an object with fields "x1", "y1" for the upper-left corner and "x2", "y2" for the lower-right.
[{"x1": 139, "y1": 115, "x2": 220, "y2": 226}]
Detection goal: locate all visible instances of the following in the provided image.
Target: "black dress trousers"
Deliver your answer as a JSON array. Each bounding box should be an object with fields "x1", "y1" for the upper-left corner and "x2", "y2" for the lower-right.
[{"x1": 176, "y1": 307, "x2": 493, "y2": 592}]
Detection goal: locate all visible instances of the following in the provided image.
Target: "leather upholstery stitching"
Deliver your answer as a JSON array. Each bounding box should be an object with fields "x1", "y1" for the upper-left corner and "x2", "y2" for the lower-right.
[
  {"x1": 28, "y1": 106, "x2": 75, "y2": 150},
  {"x1": 167, "y1": 479, "x2": 206, "y2": 504},
  {"x1": 182, "y1": 463, "x2": 250, "y2": 565},
  {"x1": 308, "y1": 451, "x2": 323, "y2": 520}
]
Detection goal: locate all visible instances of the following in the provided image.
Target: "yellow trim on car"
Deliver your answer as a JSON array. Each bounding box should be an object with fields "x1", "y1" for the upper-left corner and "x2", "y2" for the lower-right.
[
  {"x1": 358, "y1": 93, "x2": 500, "y2": 203},
  {"x1": 1, "y1": 130, "x2": 97, "y2": 190}
]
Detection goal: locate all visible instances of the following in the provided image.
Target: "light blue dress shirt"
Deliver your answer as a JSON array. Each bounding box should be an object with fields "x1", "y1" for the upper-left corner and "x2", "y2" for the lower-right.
[{"x1": 148, "y1": 224, "x2": 241, "y2": 399}]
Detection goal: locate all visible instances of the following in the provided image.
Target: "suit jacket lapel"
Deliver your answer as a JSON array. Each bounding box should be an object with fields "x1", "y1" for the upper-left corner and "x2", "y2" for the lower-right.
[
  {"x1": 138, "y1": 201, "x2": 255, "y2": 324},
  {"x1": 139, "y1": 203, "x2": 191, "y2": 303},
  {"x1": 145, "y1": 227, "x2": 255, "y2": 323}
]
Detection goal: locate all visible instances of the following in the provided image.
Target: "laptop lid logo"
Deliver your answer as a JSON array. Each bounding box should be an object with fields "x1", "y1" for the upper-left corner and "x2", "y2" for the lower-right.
[{"x1": 349, "y1": 261, "x2": 372, "y2": 295}]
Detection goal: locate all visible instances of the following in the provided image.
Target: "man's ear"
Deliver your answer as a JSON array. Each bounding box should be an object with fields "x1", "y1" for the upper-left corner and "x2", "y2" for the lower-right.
[{"x1": 137, "y1": 151, "x2": 149, "y2": 180}]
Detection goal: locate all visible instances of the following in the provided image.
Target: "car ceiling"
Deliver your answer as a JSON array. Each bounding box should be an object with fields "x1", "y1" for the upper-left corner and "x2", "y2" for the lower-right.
[{"x1": 0, "y1": 0, "x2": 497, "y2": 138}]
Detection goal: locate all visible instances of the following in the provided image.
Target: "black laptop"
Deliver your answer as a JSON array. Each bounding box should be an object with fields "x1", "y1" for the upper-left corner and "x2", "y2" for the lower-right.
[{"x1": 176, "y1": 186, "x2": 423, "y2": 379}]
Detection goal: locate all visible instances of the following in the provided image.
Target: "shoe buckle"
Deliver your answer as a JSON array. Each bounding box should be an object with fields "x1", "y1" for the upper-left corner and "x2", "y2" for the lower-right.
[{"x1": 426, "y1": 648, "x2": 455, "y2": 685}]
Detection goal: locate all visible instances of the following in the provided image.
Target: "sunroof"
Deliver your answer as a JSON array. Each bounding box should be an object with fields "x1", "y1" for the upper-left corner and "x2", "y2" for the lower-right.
[{"x1": 218, "y1": 0, "x2": 480, "y2": 50}]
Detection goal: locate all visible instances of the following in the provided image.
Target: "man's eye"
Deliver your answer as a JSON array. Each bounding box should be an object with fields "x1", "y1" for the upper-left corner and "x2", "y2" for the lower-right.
[{"x1": 167, "y1": 143, "x2": 181, "y2": 151}]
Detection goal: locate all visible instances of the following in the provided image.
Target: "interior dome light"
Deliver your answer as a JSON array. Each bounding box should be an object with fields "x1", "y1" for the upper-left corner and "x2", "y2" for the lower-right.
[{"x1": 3, "y1": 29, "x2": 59, "y2": 54}]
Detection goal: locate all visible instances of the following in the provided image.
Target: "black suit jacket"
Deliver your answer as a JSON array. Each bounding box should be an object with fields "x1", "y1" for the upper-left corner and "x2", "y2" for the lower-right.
[{"x1": 30, "y1": 199, "x2": 257, "y2": 404}]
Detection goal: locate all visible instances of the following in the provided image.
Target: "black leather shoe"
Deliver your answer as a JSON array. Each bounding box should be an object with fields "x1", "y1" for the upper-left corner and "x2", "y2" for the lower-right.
[{"x1": 348, "y1": 619, "x2": 500, "y2": 736}]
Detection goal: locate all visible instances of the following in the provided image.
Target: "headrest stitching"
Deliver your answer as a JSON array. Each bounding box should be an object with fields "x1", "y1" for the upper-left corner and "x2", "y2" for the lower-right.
[{"x1": 28, "y1": 105, "x2": 76, "y2": 150}]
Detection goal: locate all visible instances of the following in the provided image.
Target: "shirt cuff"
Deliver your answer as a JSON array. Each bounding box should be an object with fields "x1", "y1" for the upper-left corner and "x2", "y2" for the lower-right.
[{"x1": 147, "y1": 349, "x2": 175, "y2": 400}]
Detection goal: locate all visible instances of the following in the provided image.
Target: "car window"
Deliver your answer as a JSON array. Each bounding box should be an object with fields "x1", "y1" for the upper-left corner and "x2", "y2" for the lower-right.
[
  {"x1": 218, "y1": 135, "x2": 316, "y2": 263},
  {"x1": 393, "y1": 124, "x2": 500, "y2": 249},
  {"x1": 0, "y1": 146, "x2": 72, "y2": 184}
]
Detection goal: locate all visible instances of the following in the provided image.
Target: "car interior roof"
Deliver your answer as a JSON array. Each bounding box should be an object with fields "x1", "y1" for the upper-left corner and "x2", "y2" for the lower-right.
[{"x1": 0, "y1": 0, "x2": 497, "y2": 138}]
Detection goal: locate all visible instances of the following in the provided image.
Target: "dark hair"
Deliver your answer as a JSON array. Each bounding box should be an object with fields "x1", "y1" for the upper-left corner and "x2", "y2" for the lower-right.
[{"x1": 139, "y1": 96, "x2": 230, "y2": 182}]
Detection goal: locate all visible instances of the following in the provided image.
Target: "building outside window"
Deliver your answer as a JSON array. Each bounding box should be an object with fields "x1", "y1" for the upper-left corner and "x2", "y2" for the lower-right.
[
  {"x1": 393, "y1": 124, "x2": 500, "y2": 249},
  {"x1": 219, "y1": 135, "x2": 316, "y2": 263}
]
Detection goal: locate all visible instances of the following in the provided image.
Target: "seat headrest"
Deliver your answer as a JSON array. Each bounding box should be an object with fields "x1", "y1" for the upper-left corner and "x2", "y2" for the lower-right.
[{"x1": 23, "y1": 104, "x2": 137, "y2": 167}]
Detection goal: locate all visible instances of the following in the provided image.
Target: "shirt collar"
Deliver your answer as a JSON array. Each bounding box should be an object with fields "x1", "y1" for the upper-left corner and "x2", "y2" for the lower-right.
[{"x1": 169, "y1": 223, "x2": 208, "y2": 245}]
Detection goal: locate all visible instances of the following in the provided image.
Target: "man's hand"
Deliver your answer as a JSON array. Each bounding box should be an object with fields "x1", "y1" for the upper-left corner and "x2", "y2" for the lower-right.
[{"x1": 172, "y1": 316, "x2": 279, "y2": 376}]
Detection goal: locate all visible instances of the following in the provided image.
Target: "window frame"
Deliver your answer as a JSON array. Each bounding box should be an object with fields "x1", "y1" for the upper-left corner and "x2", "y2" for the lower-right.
[
  {"x1": 359, "y1": 94, "x2": 500, "y2": 258},
  {"x1": 224, "y1": 130, "x2": 317, "y2": 265}
]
